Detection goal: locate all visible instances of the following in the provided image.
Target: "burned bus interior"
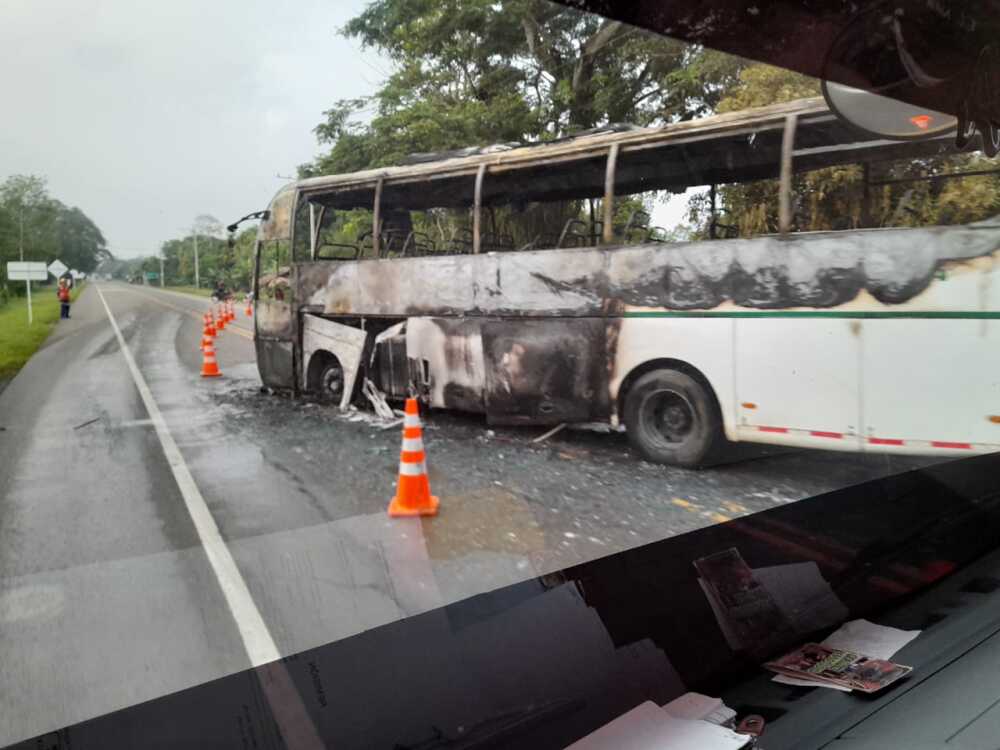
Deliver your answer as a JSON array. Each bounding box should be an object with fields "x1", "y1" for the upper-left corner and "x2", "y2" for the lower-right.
[{"x1": 292, "y1": 96, "x2": 961, "y2": 264}]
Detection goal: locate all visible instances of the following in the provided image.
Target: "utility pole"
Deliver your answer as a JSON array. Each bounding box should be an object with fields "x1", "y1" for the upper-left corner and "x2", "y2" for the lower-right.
[
  {"x1": 19, "y1": 204, "x2": 27, "y2": 317},
  {"x1": 194, "y1": 232, "x2": 200, "y2": 289}
]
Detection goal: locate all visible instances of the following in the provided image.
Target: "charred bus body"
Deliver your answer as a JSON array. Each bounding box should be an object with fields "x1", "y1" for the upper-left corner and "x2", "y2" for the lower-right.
[{"x1": 251, "y1": 98, "x2": 1000, "y2": 467}]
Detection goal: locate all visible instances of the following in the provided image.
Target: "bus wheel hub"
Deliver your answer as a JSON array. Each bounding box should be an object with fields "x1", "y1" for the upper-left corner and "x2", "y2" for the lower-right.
[{"x1": 652, "y1": 392, "x2": 694, "y2": 442}]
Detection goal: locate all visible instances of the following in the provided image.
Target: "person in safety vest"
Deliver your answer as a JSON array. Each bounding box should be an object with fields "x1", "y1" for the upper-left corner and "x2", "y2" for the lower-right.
[{"x1": 57, "y1": 278, "x2": 71, "y2": 320}]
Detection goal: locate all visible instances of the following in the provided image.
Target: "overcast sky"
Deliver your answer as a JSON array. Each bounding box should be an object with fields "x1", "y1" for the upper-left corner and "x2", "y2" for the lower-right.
[{"x1": 1, "y1": 0, "x2": 384, "y2": 258}]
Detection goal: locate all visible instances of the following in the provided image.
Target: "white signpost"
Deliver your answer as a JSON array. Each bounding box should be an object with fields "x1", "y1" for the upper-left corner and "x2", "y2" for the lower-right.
[
  {"x1": 47, "y1": 259, "x2": 68, "y2": 279},
  {"x1": 7, "y1": 262, "x2": 48, "y2": 325}
]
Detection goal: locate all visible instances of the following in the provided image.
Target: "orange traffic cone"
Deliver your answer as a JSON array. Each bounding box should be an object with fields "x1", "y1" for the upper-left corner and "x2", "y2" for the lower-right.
[
  {"x1": 200, "y1": 340, "x2": 222, "y2": 377},
  {"x1": 388, "y1": 398, "x2": 439, "y2": 517},
  {"x1": 215, "y1": 305, "x2": 226, "y2": 331},
  {"x1": 245, "y1": 299, "x2": 252, "y2": 317},
  {"x1": 202, "y1": 313, "x2": 216, "y2": 338}
]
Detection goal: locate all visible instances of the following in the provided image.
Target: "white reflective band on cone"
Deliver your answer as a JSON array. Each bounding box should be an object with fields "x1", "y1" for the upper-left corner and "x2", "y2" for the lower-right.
[
  {"x1": 398, "y1": 460, "x2": 426, "y2": 476},
  {"x1": 404, "y1": 414, "x2": 421, "y2": 428},
  {"x1": 401, "y1": 438, "x2": 424, "y2": 452}
]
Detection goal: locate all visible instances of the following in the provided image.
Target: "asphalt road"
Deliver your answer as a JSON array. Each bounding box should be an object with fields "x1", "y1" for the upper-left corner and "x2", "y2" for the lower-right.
[{"x1": 0, "y1": 282, "x2": 942, "y2": 746}]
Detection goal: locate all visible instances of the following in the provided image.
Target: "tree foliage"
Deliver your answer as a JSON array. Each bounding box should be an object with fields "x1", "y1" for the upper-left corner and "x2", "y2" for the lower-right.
[
  {"x1": 0, "y1": 174, "x2": 110, "y2": 295},
  {"x1": 303, "y1": 0, "x2": 745, "y2": 177},
  {"x1": 119, "y1": 220, "x2": 257, "y2": 292}
]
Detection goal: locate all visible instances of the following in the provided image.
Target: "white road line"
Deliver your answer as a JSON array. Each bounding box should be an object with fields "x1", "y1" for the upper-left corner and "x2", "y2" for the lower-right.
[{"x1": 95, "y1": 285, "x2": 281, "y2": 667}]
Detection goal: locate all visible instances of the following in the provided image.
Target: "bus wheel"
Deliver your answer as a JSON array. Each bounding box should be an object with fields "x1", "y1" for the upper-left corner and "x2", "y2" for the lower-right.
[
  {"x1": 623, "y1": 368, "x2": 721, "y2": 468},
  {"x1": 316, "y1": 358, "x2": 345, "y2": 404}
]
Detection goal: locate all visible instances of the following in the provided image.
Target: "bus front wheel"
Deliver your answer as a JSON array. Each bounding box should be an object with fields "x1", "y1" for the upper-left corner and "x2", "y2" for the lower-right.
[
  {"x1": 623, "y1": 368, "x2": 721, "y2": 468},
  {"x1": 315, "y1": 357, "x2": 345, "y2": 404}
]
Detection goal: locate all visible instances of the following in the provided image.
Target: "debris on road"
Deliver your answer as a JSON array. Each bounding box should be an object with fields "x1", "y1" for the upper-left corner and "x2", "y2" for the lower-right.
[
  {"x1": 362, "y1": 378, "x2": 394, "y2": 419},
  {"x1": 73, "y1": 417, "x2": 101, "y2": 430},
  {"x1": 568, "y1": 422, "x2": 623, "y2": 434},
  {"x1": 211, "y1": 382, "x2": 937, "y2": 564},
  {"x1": 338, "y1": 404, "x2": 403, "y2": 429},
  {"x1": 532, "y1": 423, "x2": 566, "y2": 444}
]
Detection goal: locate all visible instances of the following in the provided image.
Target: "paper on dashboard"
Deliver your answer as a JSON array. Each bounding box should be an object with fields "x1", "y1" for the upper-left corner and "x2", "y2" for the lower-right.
[{"x1": 565, "y1": 701, "x2": 750, "y2": 750}]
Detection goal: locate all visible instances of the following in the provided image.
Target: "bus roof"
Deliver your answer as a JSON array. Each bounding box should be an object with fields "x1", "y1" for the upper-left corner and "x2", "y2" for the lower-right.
[{"x1": 292, "y1": 97, "x2": 955, "y2": 210}]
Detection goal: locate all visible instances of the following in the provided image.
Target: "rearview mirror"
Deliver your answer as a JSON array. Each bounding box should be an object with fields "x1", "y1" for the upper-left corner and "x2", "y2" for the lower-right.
[{"x1": 821, "y1": 80, "x2": 957, "y2": 141}]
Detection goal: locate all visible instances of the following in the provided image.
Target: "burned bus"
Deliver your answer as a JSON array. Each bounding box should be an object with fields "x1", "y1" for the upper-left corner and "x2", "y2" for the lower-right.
[{"x1": 249, "y1": 97, "x2": 1000, "y2": 467}]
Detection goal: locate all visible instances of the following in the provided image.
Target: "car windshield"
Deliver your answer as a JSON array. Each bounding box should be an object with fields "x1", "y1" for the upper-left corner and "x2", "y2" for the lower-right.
[{"x1": 1, "y1": 2, "x2": 999, "y2": 749}]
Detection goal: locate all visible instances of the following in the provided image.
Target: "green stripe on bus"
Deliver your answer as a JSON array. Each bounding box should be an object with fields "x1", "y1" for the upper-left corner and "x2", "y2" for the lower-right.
[{"x1": 621, "y1": 310, "x2": 1000, "y2": 319}]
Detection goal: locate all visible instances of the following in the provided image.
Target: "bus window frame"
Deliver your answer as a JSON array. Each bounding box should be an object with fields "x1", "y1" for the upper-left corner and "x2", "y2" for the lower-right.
[
  {"x1": 258, "y1": 184, "x2": 294, "y2": 243},
  {"x1": 372, "y1": 177, "x2": 384, "y2": 258},
  {"x1": 306, "y1": 144, "x2": 625, "y2": 261},
  {"x1": 473, "y1": 163, "x2": 487, "y2": 255},
  {"x1": 283, "y1": 95, "x2": 980, "y2": 267},
  {"x1": 309, "y1": 203, "x2": 317, "y2": 260},
  {"x1": 603, "y1": 143, "x2": 619, "y2": 245}
]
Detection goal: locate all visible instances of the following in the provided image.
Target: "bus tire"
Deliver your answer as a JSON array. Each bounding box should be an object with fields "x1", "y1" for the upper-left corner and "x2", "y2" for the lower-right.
[
  {"x1": 623, "y1": 368, "x2": 722, "y2": 468},
  {"x1": 314, "y1": 356, "x2": 345, "y2": 404}
]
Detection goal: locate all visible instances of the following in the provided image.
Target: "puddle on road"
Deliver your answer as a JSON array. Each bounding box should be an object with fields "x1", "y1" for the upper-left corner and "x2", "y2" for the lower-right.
[{"x1": 421, "y1": 485, "x2": 547, "y2": 561}]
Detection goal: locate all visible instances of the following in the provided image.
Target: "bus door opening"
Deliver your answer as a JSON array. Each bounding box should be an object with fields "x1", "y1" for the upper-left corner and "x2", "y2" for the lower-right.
[{"x1": 254, "y1": 238, "x2": 295, "y2": 389}]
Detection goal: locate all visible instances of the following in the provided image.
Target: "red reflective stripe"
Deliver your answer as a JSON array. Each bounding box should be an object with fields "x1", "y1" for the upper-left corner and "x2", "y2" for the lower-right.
[
  {"x1": 931, "y1": 441, "x2": 972, "y2": 450},
  {"x1": 869, "y1": 437, "x2": 904, "y2": 446},
  {"x1": 758, "y1": 426, "x2": 788, "y2": 434},
  {"x1": 867, "y1": 575, "x2": 912, "y2": 596},
  {"x1": 810, "y1": 431, "x2": 843, "y2": 439},
  {"x1": 400, "y1": 450, "x2": 425, "y2": 463}
]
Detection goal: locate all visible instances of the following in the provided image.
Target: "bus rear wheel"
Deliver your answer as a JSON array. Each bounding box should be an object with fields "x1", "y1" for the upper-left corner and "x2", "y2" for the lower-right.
[
  {"x1": 623, "y1": 368, "x2": 721, "y2": 468},
  {"x1": 315, "y1": 357, "x2": 345, "y2": 404}
]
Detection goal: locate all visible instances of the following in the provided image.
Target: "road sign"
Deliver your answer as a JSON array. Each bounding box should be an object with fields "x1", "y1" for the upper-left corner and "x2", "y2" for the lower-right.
[
  {"x1": 146, "y1": 271, "x2": 159, "y2": 280},
  {"x1": 47, "y1": 259, "x2": 68, "y2": 278},
  {"x1": 6, "y1": 262, "x2": 48, "y2": 325},
  {"x1": 7, "y1": 261, "x2": 48, "y2": 281}
]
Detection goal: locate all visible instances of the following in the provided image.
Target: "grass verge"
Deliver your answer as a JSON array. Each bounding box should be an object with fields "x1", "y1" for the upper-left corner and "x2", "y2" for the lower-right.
[
  {"x1": 0, "y1": 283, "x2": 84, "y2": 378},
  {"x1": 164, "y1": 285, "x2": 212, "y2": 297}
]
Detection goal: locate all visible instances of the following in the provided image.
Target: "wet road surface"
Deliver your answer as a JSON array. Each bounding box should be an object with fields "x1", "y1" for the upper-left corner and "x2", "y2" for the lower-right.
[{"x1": 0, "y1": 282, "x2": 942, "y2": 746}]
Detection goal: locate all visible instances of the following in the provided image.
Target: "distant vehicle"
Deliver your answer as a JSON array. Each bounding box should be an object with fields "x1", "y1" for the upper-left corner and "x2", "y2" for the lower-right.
[
  {"x1": 210, "y1": 280, "x2": 232, "y2": 303},
  {"x1": 249, "y1": 98, "x2": 1000, "y2": 467}
]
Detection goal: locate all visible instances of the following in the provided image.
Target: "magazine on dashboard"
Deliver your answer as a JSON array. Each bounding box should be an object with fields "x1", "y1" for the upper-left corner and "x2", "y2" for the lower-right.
[{"x1": 764, "y1": 642, "x2": 912, "y2": 693}]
